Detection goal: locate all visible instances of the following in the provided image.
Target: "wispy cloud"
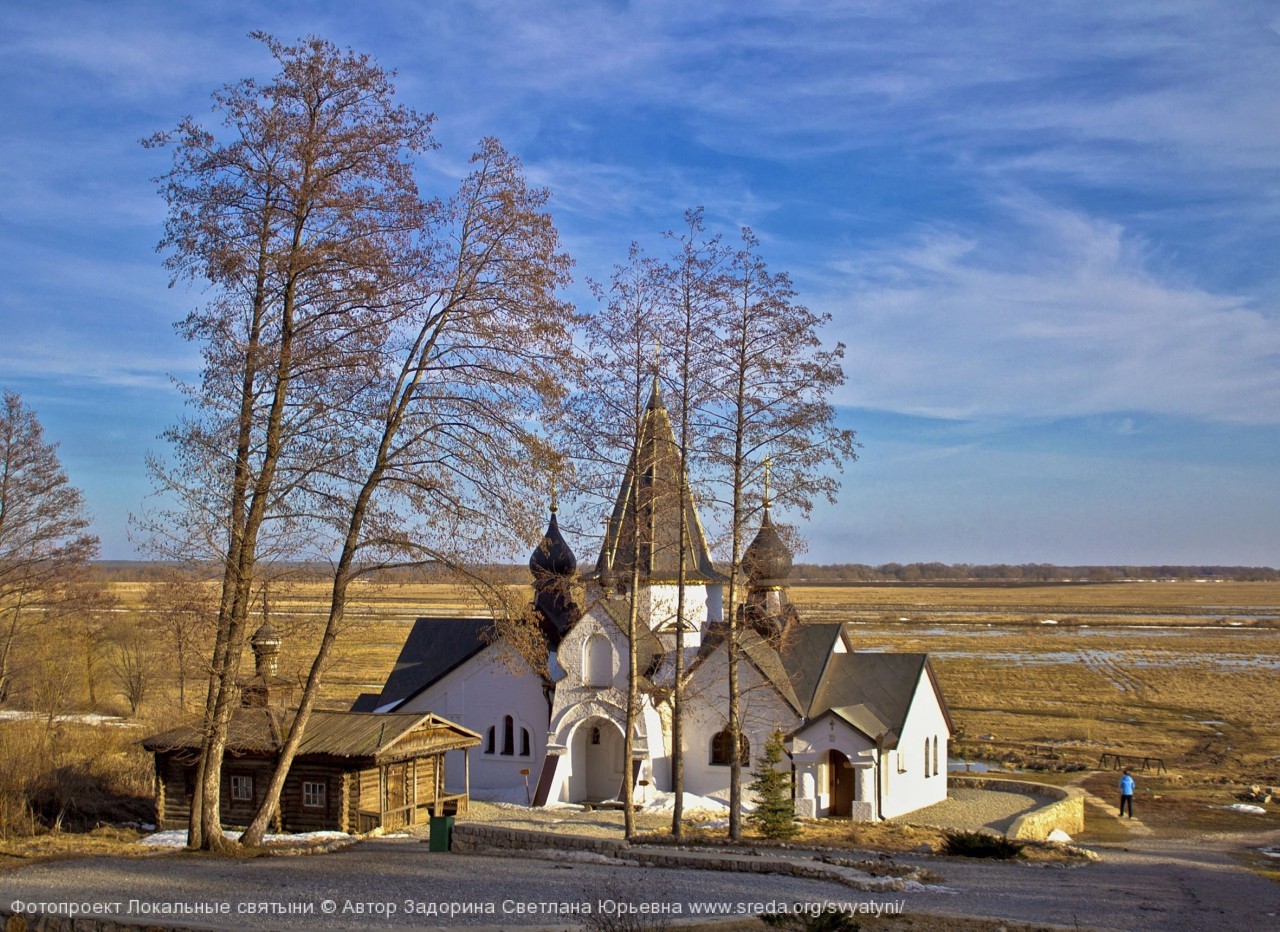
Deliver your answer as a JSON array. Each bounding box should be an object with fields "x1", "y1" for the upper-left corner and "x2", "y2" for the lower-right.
[{"x1": 828, "y1": 196, "x2": 1280, "y2": 424}]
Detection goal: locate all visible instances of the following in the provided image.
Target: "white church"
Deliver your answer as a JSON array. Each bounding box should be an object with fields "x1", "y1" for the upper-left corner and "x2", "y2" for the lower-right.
[{"x1": 364, "y1": 385, "x2": 952, "y2": 821}]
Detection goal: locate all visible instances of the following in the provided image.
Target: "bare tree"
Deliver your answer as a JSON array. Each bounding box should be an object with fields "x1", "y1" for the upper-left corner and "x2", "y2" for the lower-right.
[
  {"x1": 141, "y1": 33, "x2": 436, "y2": 851},
  {"x1": 142, "y1": 569, "x2": 216, "y2": 711},
  {"x1": 0, "y1": 392, "x2": 99, "y2": 705},
  {"x1": 240, "y1": 137, "x2": 576, "y2": 846},
  {"x1": 658, "y1": 208, "x2": 725, "y2": 839},
  {"x1": 706, "y1": 228, "x2": 857, "y2": 838},
  {"x1": 565, "y1": 244, "x2": 671, "y2": 838},
  {"x1": 105, "y1": 618, "x2": 155, "y2": 715}
]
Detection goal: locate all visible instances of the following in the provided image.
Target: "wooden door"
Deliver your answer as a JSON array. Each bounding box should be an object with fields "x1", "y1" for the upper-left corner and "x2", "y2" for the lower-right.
[{"x1": 828, "y1": 749, "x2": 854, "y2": 817}]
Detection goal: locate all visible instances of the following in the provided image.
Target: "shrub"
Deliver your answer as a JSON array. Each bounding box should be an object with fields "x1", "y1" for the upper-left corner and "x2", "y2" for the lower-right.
[
  {"x1": 747, "y1": 730, "x2": 798, "y2": 839},
  {"x1": 0, "y1": 717, "x2": 153, "y2": 836},
  {"x1": 762, "y1": 906, "x2": 861, "y2": 931},
  {"x1": 940, "y1": 829, "x2": 1023, "y2": 859}
]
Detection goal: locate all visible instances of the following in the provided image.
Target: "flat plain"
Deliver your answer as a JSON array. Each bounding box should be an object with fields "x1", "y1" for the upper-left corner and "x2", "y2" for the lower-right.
[{"x1": 113, "y1": 577, "x2": 1278, "y2": 788}]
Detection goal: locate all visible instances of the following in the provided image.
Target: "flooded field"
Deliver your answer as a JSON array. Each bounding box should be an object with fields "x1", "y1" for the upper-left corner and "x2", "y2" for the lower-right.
[
  {"x1": 105, "y1": 577, "x2": 1280, "y2": 781},
  {"x1": 787, "y1": 583, "x2": 1280, "y2": 781}
]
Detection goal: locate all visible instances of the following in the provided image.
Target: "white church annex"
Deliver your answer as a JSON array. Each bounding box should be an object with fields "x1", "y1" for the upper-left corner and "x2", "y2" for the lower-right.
[{"x1": 363, "y1": 384, "x2": 953, "y2": 820}]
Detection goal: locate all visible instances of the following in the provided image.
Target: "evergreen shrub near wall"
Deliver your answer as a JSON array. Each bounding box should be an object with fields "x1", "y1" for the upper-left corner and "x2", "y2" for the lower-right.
[{"x1": 746, "y1": 731, "x2": 798, "y2": 840}]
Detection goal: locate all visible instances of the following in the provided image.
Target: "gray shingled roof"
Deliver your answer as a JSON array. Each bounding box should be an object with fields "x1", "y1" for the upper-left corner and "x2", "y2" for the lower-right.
[
  {"x1": 375, "y1": 616, "x2": 494, "y2": 711},
  {"x1": 807, "y1": 652, "x2": 931, "y2": 746},
  {"x1": 593, "y1": 387, "x2": 727, "y2": 585},
  {"x1": 778, "y1": 622, "x2": 842, "y2": 710}
]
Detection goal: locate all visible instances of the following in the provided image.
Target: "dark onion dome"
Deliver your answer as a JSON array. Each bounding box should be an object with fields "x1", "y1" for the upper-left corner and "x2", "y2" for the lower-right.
[
  {"x1": 529, "y1": 507, "x2": 577, "y2": 580},
  {"x1": 743, "y1": 507, "x2": 792, "y2": 583}
]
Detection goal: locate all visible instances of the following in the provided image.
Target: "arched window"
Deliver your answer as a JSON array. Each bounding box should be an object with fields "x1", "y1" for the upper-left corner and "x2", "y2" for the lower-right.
[
  {"x1": 924, "y1": 738, "x2": 930, "y2": 777},
  {"x1": 932, "y1": 736, "x2": 939, "y2": 776},
  {"x1": 709, "y1": 729, "x2": 750, "y2": 766},
  {"x1": 520, "y1": 727, "x2": 531, "y2": 758},
  {"x1": 591, "y1": 725, "x2": 601, "y2": 745},
  {"x1": 485, "y1": 726, "x2": 495, "y2": 755},
  {"x1": 585, "y1": 634, "x2": 612, "y2": 687},
  {"x1": 501, "y1": 715, "x2": 515, "y2": 756}
]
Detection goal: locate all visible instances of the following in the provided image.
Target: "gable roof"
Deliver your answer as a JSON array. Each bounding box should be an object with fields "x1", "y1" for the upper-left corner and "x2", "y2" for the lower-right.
[
  {"x1": 778, "y1": 622, "x2": 844, "y2": 711},
  {"x1": 142, "y1": 709, "x2": 480, "y2": 760},
  {"x1": 807, "y1": 652, "x2": 930, "y2": 746},
  {"x1": 691, "y1": 621, "x2": 951, "y2": 749},
  {"x1": 374, "y1": 616, "x2": 494, "y2": 711},
  {"x1": 593, "y1": 386, "x2": 726, "y2": 585}
]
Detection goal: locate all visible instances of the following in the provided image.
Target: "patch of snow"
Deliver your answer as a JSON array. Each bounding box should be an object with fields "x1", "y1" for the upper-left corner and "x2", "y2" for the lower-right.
[
  {"x1": 139, "y1": 829, "x2": 351, "y2": 848},
  {"x1": 1226, "y1": 803, "x2": 1267, "y2": 815},
  {"x1": 1040, "y1": 619, "x2": 1058, "y2": 625},
  {"x1": 0, "y1": 710, "x2": 134, "y2": 727},
  {"x1": 1258, "y1": 846, "x2": 1280, "y2": 859},
  {"x1": 696, "y1": 817, "x2": 730, "y2": 830},
  {"x1": 534, "y1": 849, "x2": 621, "y2": 864},
  {"x1": 1047, "y1": 828, "x2": 1073, "y2": 843},
  {"x1": 641, "y1": 791, "x2": 740, "y2": 816},
  {"x1": 471, "y1": 785, "x2": 536, "y2": 806}
]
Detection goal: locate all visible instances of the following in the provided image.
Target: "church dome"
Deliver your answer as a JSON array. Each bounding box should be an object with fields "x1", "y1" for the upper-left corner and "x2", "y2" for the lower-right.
[
  {"x1": 529, "y1": 507, "x2": 577, "y2": 579},
  {"x1": 743, "y1": 508, "x2": 792, "y2": 583},
  {"x1": 251, "y1": 620, "x2": 281, "y2": 647}
]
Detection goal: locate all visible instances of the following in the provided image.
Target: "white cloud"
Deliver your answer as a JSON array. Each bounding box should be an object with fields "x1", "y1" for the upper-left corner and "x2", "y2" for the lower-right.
[{"x1": 827, "y1": 197, "x2": 1280, "y2": 424}]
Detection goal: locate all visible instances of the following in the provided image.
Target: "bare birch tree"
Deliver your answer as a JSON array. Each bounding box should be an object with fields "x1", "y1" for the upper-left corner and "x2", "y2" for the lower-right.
[
  {"x1": 659, "y1": 208, "x2": 725, "y2": 838},
  {"x1": 564, "y1": 244, "x2": 671, "y2": 838},
  {"x1": 141, "y1": 33, "x2": 435, "y2": 850},
  {"x1": 240, "y1": 137, "x2": 576, "y2": 846},
  {"x1": 706, "y1": 228, "x2": 857, "y2": 838}
]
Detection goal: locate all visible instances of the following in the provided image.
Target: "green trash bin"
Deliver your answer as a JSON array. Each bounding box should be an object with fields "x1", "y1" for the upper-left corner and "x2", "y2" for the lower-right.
[{"x1": 428, "y1": 814, "x2": 454, "y2": 852}]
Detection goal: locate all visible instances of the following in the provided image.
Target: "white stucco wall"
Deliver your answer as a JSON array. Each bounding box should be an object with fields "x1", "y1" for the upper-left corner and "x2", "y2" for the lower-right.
[
  {"x1": 790, "y1": 714, "x2": 878, "y2": 819},
  {"x1": 682, "y1": 644, "x2": 799, "y2": 802},
  {"x1": 394, "y1": 643, "x2": 549, "y2": 793},
  {"x1": 878, "y1": 672, "x2": 950, "y2": 819}
]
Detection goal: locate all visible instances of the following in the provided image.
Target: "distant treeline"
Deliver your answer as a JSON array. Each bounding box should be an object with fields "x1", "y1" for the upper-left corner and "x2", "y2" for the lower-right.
[
  {"x1": 790, "y1": 562, "x2": 1280, "y2": 583},
  {"x1": 92, "y1": 560, "x2": 1279, "y2": 584}
]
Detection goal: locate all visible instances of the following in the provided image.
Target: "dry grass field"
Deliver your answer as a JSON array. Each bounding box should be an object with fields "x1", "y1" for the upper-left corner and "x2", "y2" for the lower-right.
[
  {"x1": 3, "y1": 576, "x2": 1276, "y2": 854},
  {"x1": 101, "y1": 579, "x2": 1280, "y2": 787}
]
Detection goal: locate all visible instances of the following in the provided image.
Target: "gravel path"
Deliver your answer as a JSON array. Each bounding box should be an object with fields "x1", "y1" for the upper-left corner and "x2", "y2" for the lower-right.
[{"x1": 887, "y1": 786, "x2": 1049, "y2": 833}]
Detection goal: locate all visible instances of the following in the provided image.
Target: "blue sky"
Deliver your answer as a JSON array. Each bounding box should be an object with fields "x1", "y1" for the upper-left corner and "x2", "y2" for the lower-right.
[{"x1": 2, "y1": 0, "x2": 1278, "y2": 566}]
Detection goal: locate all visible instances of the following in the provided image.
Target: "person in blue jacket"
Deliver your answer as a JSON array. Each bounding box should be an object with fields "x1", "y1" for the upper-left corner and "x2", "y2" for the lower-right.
[{"x1": 1119, "y1": 769, "x2": 1135, "y2": 818}]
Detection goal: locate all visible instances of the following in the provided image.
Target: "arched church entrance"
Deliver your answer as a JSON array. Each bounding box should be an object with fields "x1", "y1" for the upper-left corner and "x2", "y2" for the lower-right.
[
  {"x1": 572, "y1": 717, "x2": 625, "y2": 803},
  {"x1": 827, "y1": 749, "x2": 856, "y2": 817}
]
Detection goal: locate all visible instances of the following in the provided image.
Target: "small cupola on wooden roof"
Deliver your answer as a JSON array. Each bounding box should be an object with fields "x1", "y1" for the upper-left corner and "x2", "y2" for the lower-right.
[
  {"x1": 251, "y1": 620, "x2": 282, "y2": 677},
  {"x1": 241, "y1": 620, "x2": 294, "y2": 709}
]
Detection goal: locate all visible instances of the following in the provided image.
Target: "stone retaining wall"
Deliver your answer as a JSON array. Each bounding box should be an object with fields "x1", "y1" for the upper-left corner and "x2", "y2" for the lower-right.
[
  {"x1": 450, "y1": 823, "x2": 629, "y2": 857},
  {"x1": 949, "y1": 775, "x2": 1085, "y2": 839}
]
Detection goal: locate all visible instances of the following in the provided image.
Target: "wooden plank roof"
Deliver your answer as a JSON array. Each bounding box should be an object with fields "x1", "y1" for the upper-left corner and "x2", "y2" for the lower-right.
[{"x1": 143, "y1": 709, "x2": 480, "y2": 761}]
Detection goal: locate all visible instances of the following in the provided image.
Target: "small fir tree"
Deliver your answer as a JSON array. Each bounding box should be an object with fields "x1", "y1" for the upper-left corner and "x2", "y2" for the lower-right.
[{"x1": 746, "y1": 730, "x2": 798, "y2": 839}]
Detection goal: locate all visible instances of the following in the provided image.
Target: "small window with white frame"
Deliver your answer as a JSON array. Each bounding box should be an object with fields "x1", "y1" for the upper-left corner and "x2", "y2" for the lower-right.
[
  {"x1": 230, "y1": 773, "x2": 253, "y2": 802},
  {"x1": 302, "y1": 780, "x2": 326, "y2": 809}
]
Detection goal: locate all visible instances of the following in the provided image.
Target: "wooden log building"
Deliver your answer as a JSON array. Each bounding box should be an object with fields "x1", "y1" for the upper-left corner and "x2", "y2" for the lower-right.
[
  {"x1": 143, "y1": 708, "x2": 481, "y2": 833},
  {"x1": 142, "y1": 622, "x2": 481, "y2": 834}
]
